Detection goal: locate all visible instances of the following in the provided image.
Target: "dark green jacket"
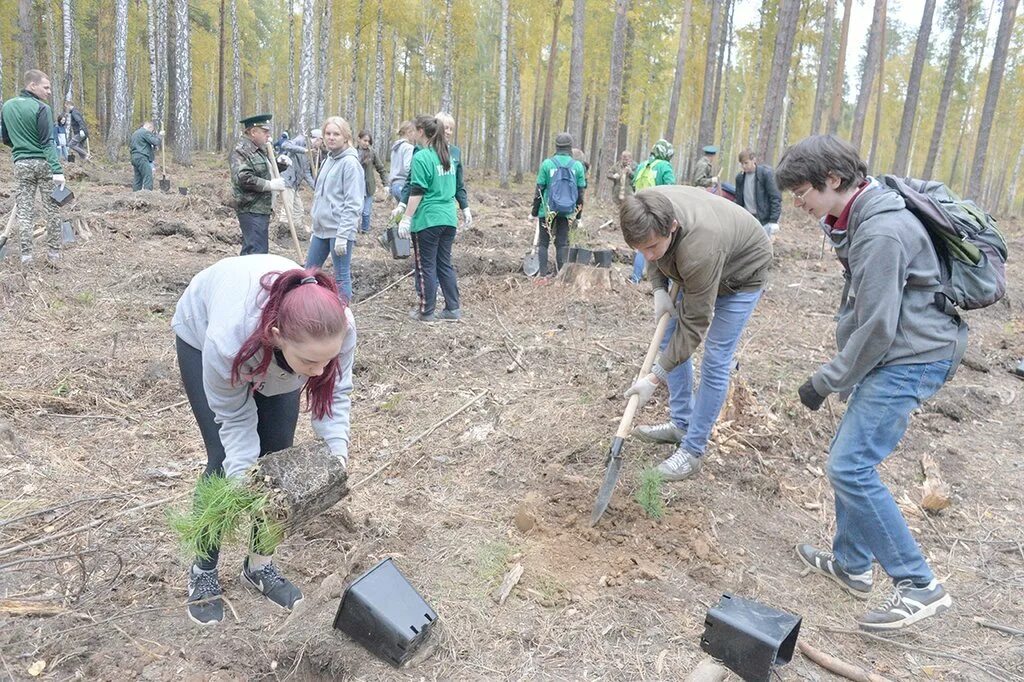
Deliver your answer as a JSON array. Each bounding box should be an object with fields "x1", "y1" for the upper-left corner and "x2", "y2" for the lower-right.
[
  {"x1": 0, "y1": 90, "x2": 62, "y2": 173},
  {"x1": 229, "y1": 135, "x2": 274, "y2": 215},
  {"x1": 129, "y1": 127, "x2": 161, "y2": 161}
]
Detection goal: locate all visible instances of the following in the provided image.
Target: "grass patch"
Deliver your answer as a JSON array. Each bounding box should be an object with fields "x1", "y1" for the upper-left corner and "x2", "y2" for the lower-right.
[
  {"x1": 74, "y1": 291, "x2": 95, "y2": 306},
  {"x1": 475, "y1": 540, "x2": 514, "y2": 585},
  {"x1": 167, "y1": 474, "x2": 283, "y2": 560},
  {"x1": 634, "y1": 467, "x2": 665, "y2": 520}
]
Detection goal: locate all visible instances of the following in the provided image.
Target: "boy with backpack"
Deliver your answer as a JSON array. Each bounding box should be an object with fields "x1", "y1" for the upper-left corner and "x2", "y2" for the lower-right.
[
  {"x1": 630, "y1": 139, "x2": 676, "y2": 283},
  {"x1": 530, "y1": 132, "x2": 586, "y2": 276},
  {"x1": 775, "y1": 135, "x2": 969, "y2": 631}
]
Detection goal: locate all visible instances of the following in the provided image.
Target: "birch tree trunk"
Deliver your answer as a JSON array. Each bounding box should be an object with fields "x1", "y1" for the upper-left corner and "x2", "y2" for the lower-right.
[
  {"x1": 173, "y1": 0, "x2": 193, "y2": 164},
  {"x1": 665, "y1": 2, "x2": 692, "y2": 142},
  {"x1": 348, "y1": 0, "x2": 364, "y2": 121},
  {"x1": 107, "y1": 0, "x2": 130, "y2": 160},
  {"x1": 810, "y1": 0, "x2": 835, "y2": 135},
  {"x1": 18, "y1": 0, "x2": 36, "y2": 72},
  {"x1": 566, "y1": 0, "x2": 586, "y2": 144},
  {"x1": 497, "y1": 0, "x2": 510, "y2": 188},
  {"x1": 697, "y1": 0, "x2": 723, "y2": 147},
  {"x1": 288, "y1": 3, "x2": 296, "y2": 129},
  {"x1": 892, "y1": 0, "x2": 936, "y2": 175},
  {"x1": 0, "y1": 40, "x2": 4, "y2": 100},
  {"x1": 850, "y1": 0, "x2": 886, "y2": 150},
  {"x1": 827, "y1": 0, "x2": 854, "y2": 134},
  {"x1": 316, "y1": 0, "x2": 332, "y2": 126},
  {"x1": 46, "y1": 3, "x2": 60, "y2": 100},
  {"x1": 968, "y1": 0, "x2": 1017, "y2": 199},
  {"x1": 534, "y1": 0, "x2": 564, "y2": 168},
  {"x1": 511, "y1": 53, "x2": 523, "y2": 183},
  {"x1": 63, "y1": 0, "x2": 76, "y2": 103},
  {"x1": 217, "y1": 0, "x2": 226, "y2": 150},
  {"x1": 147, "y1": 0, "x2": 158, "y2": 118},
  {"x1": 441, "y1": 0, "x2": 454, "y2": 112},
  {"x1": 757, "y1": 0, "x2": 802, "y2": 164},
  {"x1": 155, "y1": 0, "x2": 168, "y2": 127},
  {"x1": 598, "y1": 0, "x2": 631, "y2": 201},
  {"x1": 923, "y1": 0, "x2": 969, "y2": 179},
  {"x1": 297, "y1": 0, "x2": 316, "y2": 133},
  {"x1": 231, "y1": 0, "x2": 241, "y2": 129},
  {"x1": 373, "y1": 0, "x2": 385, "y2": 151}
]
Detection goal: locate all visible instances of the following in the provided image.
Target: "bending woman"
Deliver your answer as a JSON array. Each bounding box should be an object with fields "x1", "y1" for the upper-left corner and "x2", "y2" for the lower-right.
[{"x1": 172, "y1": 254, "x2": 356, "y2": 625}]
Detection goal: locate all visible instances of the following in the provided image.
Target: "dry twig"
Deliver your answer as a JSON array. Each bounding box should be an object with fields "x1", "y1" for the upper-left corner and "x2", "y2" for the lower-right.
[{"x1": 798, "y1": 640, "x2": 892, "y2": 682}]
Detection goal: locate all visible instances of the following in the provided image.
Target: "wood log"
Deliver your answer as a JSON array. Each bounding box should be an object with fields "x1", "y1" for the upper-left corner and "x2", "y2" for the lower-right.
[
  {"x1": 0, "y1": 599, "x2": 67, "y2": 617},
  {"x1": 798, "y1": 640, "x2": 892, "y2": 682},
  {"x1": 254, "y1": 442, "x2": 349, "y2": 533},
  {"x1": 919, "y1": 453, "x2": 951, "y2": 513}
]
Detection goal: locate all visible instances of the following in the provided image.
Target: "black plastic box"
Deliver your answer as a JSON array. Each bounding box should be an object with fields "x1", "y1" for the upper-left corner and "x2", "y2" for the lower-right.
[
  {"x1": 385, "y1": 226, "x2": 411, "y2": 259},
  {"x1": 700, "y1": 593, "x2": 801, "y2": 682}
]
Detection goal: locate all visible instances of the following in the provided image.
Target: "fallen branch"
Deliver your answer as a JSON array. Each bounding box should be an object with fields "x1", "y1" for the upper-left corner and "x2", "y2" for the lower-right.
[
  {"x1": 0, "y1": 599, "x2": 67, "y2": 617},
  {"x1": 491, "y1": 563, "x2": 524, "y2": 605},
  {"x1": 974, "y1": 617, "x2": 1024, "y2": 637},
  {"x1": 355, "y1": 270, "x2": 413, "y2": 307},
  {"x1": 798, "y1": 640, "x2": 892, "y2": 682},
  {"x1": 0, "y1": 493, "x2": 134, "y2": 529}
]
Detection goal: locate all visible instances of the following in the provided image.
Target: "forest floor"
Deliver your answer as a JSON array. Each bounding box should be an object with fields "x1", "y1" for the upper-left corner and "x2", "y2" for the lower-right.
[{"x1": 0, "y1": 152, "x2": 1023, "y2": 681}]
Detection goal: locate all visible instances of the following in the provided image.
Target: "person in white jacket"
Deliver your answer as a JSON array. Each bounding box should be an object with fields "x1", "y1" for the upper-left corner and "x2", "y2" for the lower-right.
[
  {"x1": 172, "y1": 254, "x2": 357, "y2": 625},
  {"x1": 386, "y1": 121, "x2": 415, "y2": 202},
  {"x1": 305, "y1": 116, "x2": 364, "y2": 301}
]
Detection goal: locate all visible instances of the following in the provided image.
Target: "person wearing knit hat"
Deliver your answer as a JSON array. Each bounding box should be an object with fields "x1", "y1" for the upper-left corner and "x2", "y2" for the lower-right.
[{"x1": 530, "y1": 132, "x2": 587, "y2": 276}]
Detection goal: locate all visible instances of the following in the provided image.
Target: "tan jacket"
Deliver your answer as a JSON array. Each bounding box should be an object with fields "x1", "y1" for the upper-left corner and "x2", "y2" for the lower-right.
[{"x1": 646, "y1": 186, "x2": 773, "y2": 371}]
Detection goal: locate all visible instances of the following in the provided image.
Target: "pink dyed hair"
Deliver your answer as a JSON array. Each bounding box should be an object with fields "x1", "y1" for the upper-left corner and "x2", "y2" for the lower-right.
[{"x1": 230, "y1": 268, "x2": 348, "y2": 420}]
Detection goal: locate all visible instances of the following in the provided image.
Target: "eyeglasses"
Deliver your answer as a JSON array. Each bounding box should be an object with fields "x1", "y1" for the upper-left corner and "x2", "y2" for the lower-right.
[{"x1": 792, "y1": 186, "x2": 813, "y2": 206}]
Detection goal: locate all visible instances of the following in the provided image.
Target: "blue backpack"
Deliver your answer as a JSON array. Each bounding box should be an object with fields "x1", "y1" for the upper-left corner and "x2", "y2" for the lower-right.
[{"x1": 547, "y1": 157, "x2": 579, "y2": 216}]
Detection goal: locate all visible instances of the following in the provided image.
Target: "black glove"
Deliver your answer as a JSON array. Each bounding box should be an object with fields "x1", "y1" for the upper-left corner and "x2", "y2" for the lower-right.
[
  {"x1": 798, "y1": 379, "x2": 827, "y2": 411},
  {"x1": 531, "y1": 185, "x2": 542, "y2": 218}
]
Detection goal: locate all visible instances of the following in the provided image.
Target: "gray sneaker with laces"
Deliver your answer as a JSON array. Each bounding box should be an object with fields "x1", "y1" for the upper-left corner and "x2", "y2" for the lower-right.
[
  {"x1": 857, "y1": 579, "x2": 951, "y2": 631},
  {"x1": 656, "y1": 446, "x2": 703, "y2": 481},
  {"x1": 187, "y1": 566, "x2": 224, "y2": 625},
  {"x1": 632, "y1": 421, "x2": 686, "y2": 444},
  {"x1": 241, "y1": 558, "x2": 304, "y2": 610},
  {"x1": 796, "y1": 544, "x2": 873, "y2": 599},
  {"x1": 437, "y1": 308, "x2": 462, "y2": 321}
]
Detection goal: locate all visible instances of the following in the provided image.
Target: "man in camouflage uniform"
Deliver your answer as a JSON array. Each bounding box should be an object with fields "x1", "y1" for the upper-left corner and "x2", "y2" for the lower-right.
[
  {"x1": 1, "y1": 69, "x2": 66, "y2": 266},
  {"x1": 229, "y1": 114, "x2": 287, "y2": 255},
  {"x1": 692, "y1": 145, "x2": 719, "y2": 188},
  {"x1": 129, "y1": 120, "x2": 163, "y2": 191}
]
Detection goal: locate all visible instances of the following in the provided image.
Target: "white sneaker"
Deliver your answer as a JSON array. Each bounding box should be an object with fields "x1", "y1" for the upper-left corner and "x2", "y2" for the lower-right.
[
  {"x1": 656, "y1": 446, "x2": 703, "y2": 481},
  {"x1": 857, "y1": 579, "x2": 952, "y2": 631},
  {"x1": 632, "y1": 421, "x2": 686, "y2": 444}
]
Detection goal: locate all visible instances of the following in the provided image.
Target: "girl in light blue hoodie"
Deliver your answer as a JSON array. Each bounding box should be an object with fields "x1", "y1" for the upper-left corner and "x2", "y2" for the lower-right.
[{"x1": 305, "y1": 116, "x2": 364, "y2": 301}]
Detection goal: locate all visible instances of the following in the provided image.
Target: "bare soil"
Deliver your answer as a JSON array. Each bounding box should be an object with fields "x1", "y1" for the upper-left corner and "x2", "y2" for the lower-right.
[{"x1": 1, "y1": 154, "x2": 1022, "y2": 681}]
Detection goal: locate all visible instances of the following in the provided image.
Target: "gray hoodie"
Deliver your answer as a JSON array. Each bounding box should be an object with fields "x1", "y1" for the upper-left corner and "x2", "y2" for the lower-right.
[
  {"x1": 811, "y1": 179, "x2": 961, "y2": 397},
  {"x1": 311, "y1": 146, "x2": 364, "y2": 242},
  {"x1": 387, "y1": 138, "x2": 414, "y2": 186}
]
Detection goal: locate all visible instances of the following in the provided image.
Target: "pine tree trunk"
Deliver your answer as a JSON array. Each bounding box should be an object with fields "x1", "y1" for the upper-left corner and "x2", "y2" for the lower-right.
[
  {"x1": 697, "y1": 0, "x2": 723, "y2": 147},
  {"x1": 297, "y1": 0, "x2": 315, "y2": 133},
  {"x1": 173, "y1": 0, "x2": 193, "y2": 164},
  {"x1": 949, "y1": 0, "x2": 994, "y2": 188},
  {"x1": 511, "y1": 53, "x2": 523, "y2": 183},
  {"x1": 665, "y1": 2, "x2": 693, "y2": 142},
  {"x1": 850, "y1": 0, "x2": 886, "y2": 150},
  {"x1": 348, "y1": 0, "x2": 364, "y2": 121},
  {"x1": 867, "y1": 1, "x2": 886, "y2": 169},
  {"x1": 216, "y1": 0, "x2": 226, "y2": 151},
  {"x1": 46, "y1": 2, "x2": 60, "y2": 100},
  {"x1": 923, "y1": 0, "x2": 968, "y2": 179},
  {"x1": 746, "y1": 0, "x2": 768, "y2": 147},
  {"x1": 0, "y1": 39, "x2": 5, "y2": 100},
  {"x1": 718, "y1": 0, "x2": 736, "y2": 156},
  {"x1": 441, "y1": 0, "x2": 454, "y2": 112},
  {"x1": 535, "y1": 0, "x2": 564, "y2": 169},
  {"x1": 827, "y1": 0, "x2": 854, "y2": 134},
  {"x1": 757, "y1": 0, "x2": 802, "y2": 165},
  {"x1": 968, "y1": 0, "x2": 1016, "y2": 199},
  {"x1": 18, "y1": 0, "x2": 36, "y2": 71},
  {"x1": 710, "y1": 0, "x2": 732, "y2": 145},
  {"x1": 598, "y1": 0, "x2": 631, "y2": 202},
  {"x1": 497, "y1": 0, "x2": 510, "y2": 188},
  {"x1": 892, "y1": 0, "x2": 936, "y2": 174},
  {"x1": 810, "y1": 0, "x2": 835, "y2": 135},
  {"x1": 566, "y1": 0, "x2": 586, "y2": 144},
  {"x1": 317, "y1": 0, "x2": 332, "y2": 126},
  {"x1": 231, "y1": 0, "x2": 241, "y2": 130},
  {"x1": 107, "y1": 0, "x2": 130, "y2": 161},
  {"x1": 1004, "y1": 141, "x2": 1024, "y2": 214},
  {"x1": 288, "y1": 4, "x2": 296, "y2": 129},
  {"x1": 373, "y1": 0, "x2": 385, "y2": 150},
  {"x1": 782, "y1": 1, "x2": 809, "y2": 151}
]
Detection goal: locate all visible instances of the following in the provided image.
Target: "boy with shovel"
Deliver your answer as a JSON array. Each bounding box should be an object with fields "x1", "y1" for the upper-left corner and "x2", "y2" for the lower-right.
[{"x1": 622, "y1": 186, "x2": 772, "y2": 480}]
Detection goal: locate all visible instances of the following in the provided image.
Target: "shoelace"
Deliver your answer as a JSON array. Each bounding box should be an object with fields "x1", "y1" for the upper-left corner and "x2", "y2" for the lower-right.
[
  {"x1": 192, "y1": 571, "x2": 220, "y2": 597},
  {"x1": 256, "y1": 563, "x2": 286, "y2": 588},
  {"x1": 667, "y1": 450, "x2": 693, "y2": 469},
  {"x1": 881, "y1": 579, "x2": 916, "y2": 611}
]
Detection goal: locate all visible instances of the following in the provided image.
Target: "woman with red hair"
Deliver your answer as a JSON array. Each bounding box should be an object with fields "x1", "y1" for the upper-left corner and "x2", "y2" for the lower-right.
[{"x1": 171, "y1": 254, "x2": 356, "y2": 626}]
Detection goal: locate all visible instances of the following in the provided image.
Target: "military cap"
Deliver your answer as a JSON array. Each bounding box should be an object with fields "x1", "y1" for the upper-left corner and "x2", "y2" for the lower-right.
[
  {"x1": 702, "y1": 145, "x2": 719, "y2": 154},
  {"x1": 240, "y1": 114, "x2": 273, "y2": 129},
  {"x1": 652, "y1": 139, "x2": 675, "y2": 161}
]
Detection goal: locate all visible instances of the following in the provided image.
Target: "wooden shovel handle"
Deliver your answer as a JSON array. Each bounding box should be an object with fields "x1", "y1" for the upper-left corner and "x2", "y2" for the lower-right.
[
  {"x1": 614, "y1": 282, "x2": 680, "y2": 440},
  {"x1": 265, "y1": 143, "x2": 304, "y2": 262}
]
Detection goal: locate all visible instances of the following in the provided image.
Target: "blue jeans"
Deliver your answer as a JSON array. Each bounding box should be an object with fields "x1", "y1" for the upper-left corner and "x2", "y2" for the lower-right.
[
  {"x1": 305, "y1": 235, "x2": 355, "y2": 301},
  {"x1": 389, "y1": 180, "x2": 404, "y2": 203},
  {"x1": 631, "y1": 251, "x2": 646, "y2": 283},
  {"x1": 662, "y1": 289, "x2": 762, "y2": 455},
  {"x1": 412, "y1": 225, "x2": 460, "y2": 316},
  {"x1": 828, "y1": 360, "x2": 951, "y2": 584},
  {"x1": 360, "y1": 195, "x2": 372, "y2": 233}
]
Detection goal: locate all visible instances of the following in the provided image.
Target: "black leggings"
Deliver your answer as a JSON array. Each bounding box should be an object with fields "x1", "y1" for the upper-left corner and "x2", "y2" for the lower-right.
[{"x1": 176, "y1": 336, "x2": 300, "y2": 569}]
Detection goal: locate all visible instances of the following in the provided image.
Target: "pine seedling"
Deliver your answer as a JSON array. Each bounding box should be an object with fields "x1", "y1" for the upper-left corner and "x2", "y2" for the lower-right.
[
  {"x1": 167, "y1": 474, "x2": 284, "y2": 561},
  {"x1": 635, "y1": 467, "x2": 666, "y2": 520}
]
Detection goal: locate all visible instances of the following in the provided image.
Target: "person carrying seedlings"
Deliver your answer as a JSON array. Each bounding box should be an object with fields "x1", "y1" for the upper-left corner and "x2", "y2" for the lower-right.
[
  {"x1": 171, "y1": 253, "x2": 356, "y2": 625},
  {"x1": 398, "y1": 115, "x2": 463, "y2": 321},
  {"x1": 305, "y1": 117, "x2": 364, "y2": 301},
  {"x1": 530, "y1": 132, "x2": 586, "y2": 276},
  {"x1": 623, "y1": 185, "x2": 771, "y2": 481},
  {"x1": 607, "y1": 149, "x2": 636, "y2": 207},
  {"x1": 387, "y1": 121, "x2": 416, "y2": 202},
  {"x1": 0, "y1": 69, "x2": 65, "y2": 266},
  {"x1": 774, "y1": 135, "x2": 960, "y2": 631},
  {"x1": 356, "y1": 130, "x2": 387, "y2": 234},
  {"x1": 229, "y1": 113, "x2": 289, "y2": 255},
  {"x1": 692, "y1": 145, "x2": 719, "y2": 188},
  {"x1": 128, "y1": 120, "x2": 163, "y2": 191},
  {"x1": 734, "y1": 149, "x2": 782, "y2": 240},
  {"x1": 629, "y1": 139, "x2": 676, "y2": 284}
]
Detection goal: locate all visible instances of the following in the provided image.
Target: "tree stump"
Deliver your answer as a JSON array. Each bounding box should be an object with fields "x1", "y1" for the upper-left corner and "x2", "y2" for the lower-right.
[
  {"x1": 557, "y1": 262, "x2": 615, "y2": 292},
  {"x1": 253, "y1": 442, "x2": 349, "y2": 533}
]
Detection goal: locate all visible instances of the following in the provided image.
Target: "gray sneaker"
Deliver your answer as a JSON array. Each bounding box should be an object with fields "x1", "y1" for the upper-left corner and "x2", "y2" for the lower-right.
[
  {"x1": 241, "y1": 558, "x2": 304, "y2": 610},
  {"x1": 796, "y1": 544, "x2": 873, "y2": 599},
  {"x1": 857, "y1": 579, "x2": 951, "y2": 631},
  {"x1": 656, "y1": 446, "x2": 703, "y2": 481},
  {"x1": 408, "y1": 309, "x2": 436, "y2": 322},
  {"x1": 632, "y1": 421, "x2": 686, "y2": 444},
  {"x1": 437, "y1": 308, "x2": 462, "y2": 321},
  {"x1": 186, "y1": 566, "x2": 224, "y2": 625}
]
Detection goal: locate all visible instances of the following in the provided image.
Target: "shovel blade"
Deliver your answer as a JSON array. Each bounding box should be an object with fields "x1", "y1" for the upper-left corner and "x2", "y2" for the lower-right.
[
  {"x1": 523, "y1": 249, "x2": 540, "y2": 277},
  {"x1": 591, "y1": 436, "x2": 627, "y2": 526},
  {"x1": 159, "y1": 178, "x2": 171, "y2": 192}
]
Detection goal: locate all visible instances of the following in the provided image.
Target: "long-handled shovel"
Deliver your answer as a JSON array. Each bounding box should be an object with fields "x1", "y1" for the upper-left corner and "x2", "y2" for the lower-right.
[
  {"x1": 266, "y1": 142, "x2": 305, "y2": 262},
  {"x1": 159, "y1": 131, "x2": 171, "y2": 192},
  {"x1": 591, "y1": 282, "x2": 680, "y2": 526},
  {"x1": 523, "y1": 220, "x2": 541, "y2": 276}
]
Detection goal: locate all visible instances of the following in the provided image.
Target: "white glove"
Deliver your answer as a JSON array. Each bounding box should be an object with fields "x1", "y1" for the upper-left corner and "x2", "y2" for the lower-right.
[
  {"x1": 397, "y1": 215, "x2": 411, "y2": 240},
  {"x1": 765, "y1": 222, "x2": 780, "y2": 237},
  {"x1": 79, "y1": 131, "x2": 86, "y2": 140},
  {"x1": 624, "y1": 374, "x2": 660, "y2": 410},
  {"x1": 52, "y1": 174, "x2": 66, "y2": 189},
  {"x1": 711, "y1": 176, "x2": 719, "y2": 185},
  {"x1": 653, "y1": 288, "x2": 675, "y2": 323},
  {"x1": 268, "y1": 178, "x2": 286, "y2": 192},
  {"x1": 159, "y1": 129, "x2": 166, "y2": 136},
  {"x1": 391, "y1": 202, "x2": 406, "y2": 220},
  {"x1": 462, "y1": 207, "x2": 473, "y2": 228},
  {"x1": 333, "y1": 238, "x2": 348, "y2": 256},
  {"x1": 276, "y1": 154, "x2": 292, "y2": 167}
]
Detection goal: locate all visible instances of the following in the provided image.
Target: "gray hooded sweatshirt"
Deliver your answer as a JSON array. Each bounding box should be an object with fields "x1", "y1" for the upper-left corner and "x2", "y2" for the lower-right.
[
  {"x1": 311, "y1": 146, "x2": 364, "y2": 242},
  {"x1": 387, "y1": 138, "x2": 414, "y2": 186},
  {"x1": 811, "y1": 179, "x2": 961, "y2": 397}
]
